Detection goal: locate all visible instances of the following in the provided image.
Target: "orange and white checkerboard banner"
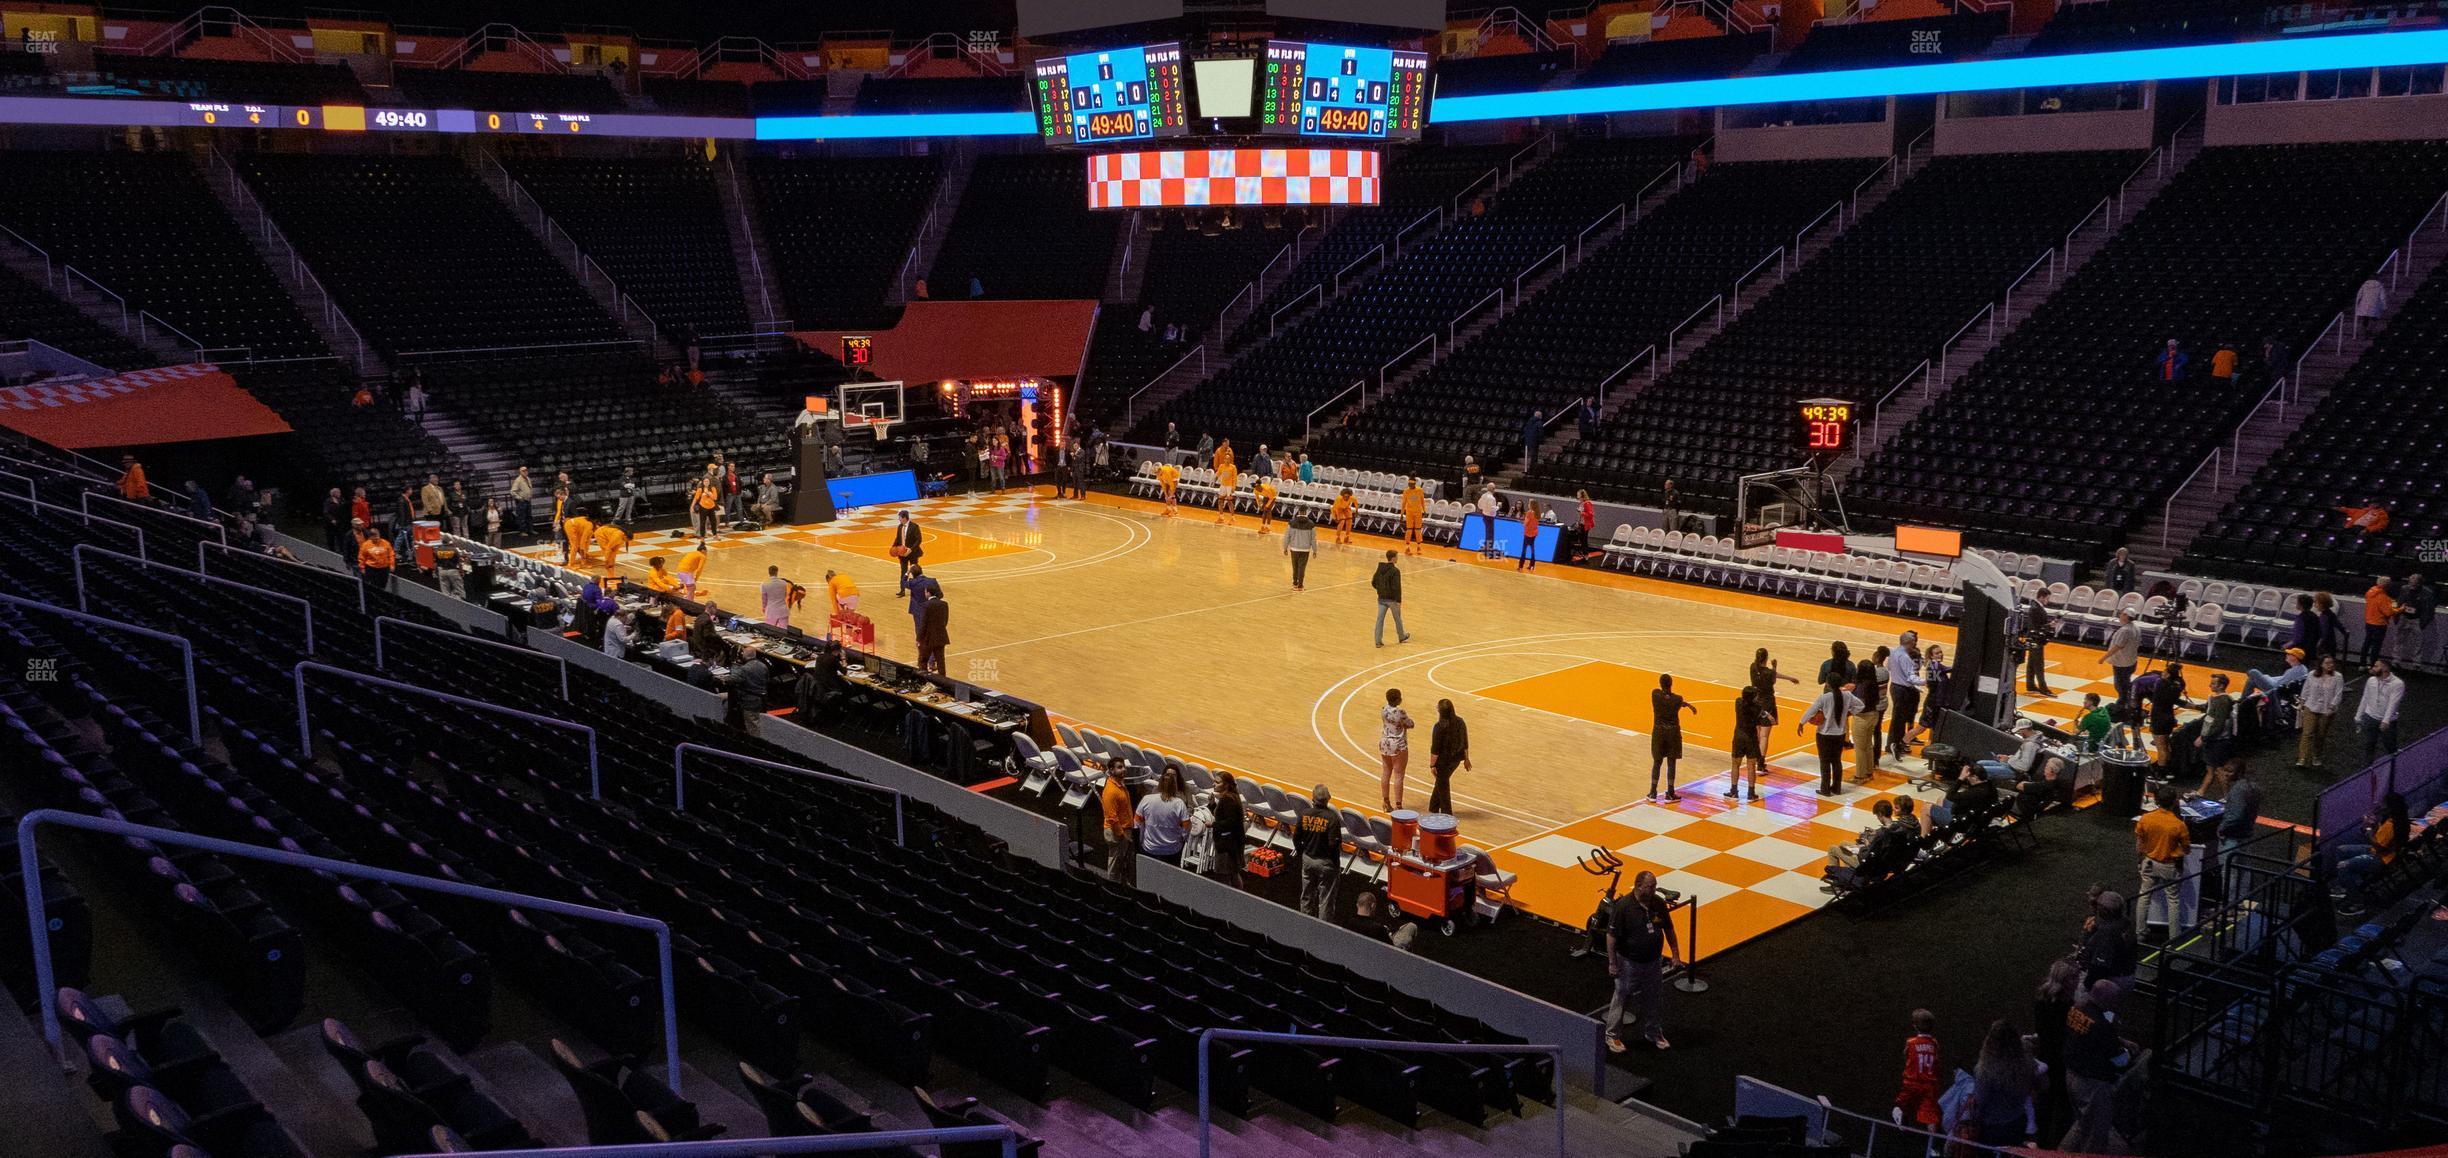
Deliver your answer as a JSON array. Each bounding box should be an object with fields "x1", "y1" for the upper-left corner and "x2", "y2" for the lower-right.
[{"x1": 1085, "y1": 147, "x2": 1381, "y2": 208}]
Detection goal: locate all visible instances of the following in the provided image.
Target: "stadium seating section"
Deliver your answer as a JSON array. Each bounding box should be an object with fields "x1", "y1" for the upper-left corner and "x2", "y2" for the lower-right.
[
  {"x1": 1140, "y1": 137, "x2": 1697, "y2": 454},
  {"x1": 931, "y1": 153, "x2": 1118, "y2": 301},
  {"x1": 502, "y1": 156, "x2": 753, "y2": 337},
  {"x1": 232, "y1": 362, "x2": 468, "y2": 496},
  {"x1": 0, "y1": 151, "x2": 329, "y2": 361},
  {"x1": 748, "y1": 154, "x2": 944, "y2": 329},
  {"x1": 2181, "y1": 259, "x2": 2448, "y2": 586},
  {"x1": 239, "y1": 154, "x2": 626, "y2": 356},
  {"x1": 0, "y1": 263, "x2": 154, "y2": 373},
  {"x1": 1522, "y1": 150, "x2": 2141, "y2": 507},
  {"x1": 1848, "y1": 142, "x2": 2448, "y2": 565},
  {"x1": 1323, "y1": 154, "x2": 1872, "y2": 487}
]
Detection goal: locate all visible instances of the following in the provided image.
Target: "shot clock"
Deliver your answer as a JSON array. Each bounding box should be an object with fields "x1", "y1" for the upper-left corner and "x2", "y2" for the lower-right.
[
  {"x1": 841, "y1": 335, "x2": 874, "y2": 368},
  {"x1": 1796, "y1": 398, "x2": 1856, "y2": 457}
]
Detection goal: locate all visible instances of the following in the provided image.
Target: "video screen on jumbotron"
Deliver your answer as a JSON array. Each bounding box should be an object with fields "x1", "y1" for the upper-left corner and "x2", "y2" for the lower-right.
[
  {"x1": 1031, "y1": 42, "x2": 1189, "y2": 145},
  {"x1": 1261, "y1": 40, "x2": 1430, "y2": 139}
]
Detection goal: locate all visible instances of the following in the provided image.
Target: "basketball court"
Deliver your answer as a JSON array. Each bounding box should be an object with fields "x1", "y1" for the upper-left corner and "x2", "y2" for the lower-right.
[{"x1": 526, "y1": 485, "x2": 2245, "y2": 959}]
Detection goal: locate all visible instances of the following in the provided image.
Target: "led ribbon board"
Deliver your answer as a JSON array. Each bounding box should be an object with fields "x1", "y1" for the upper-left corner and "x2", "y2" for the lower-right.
[
  {"x1": 1429, "y1": 28, "x2": 2448, "y2": 122},
  {"x1": 1084, "y1": 147, "x2": 1381, "y2": 207}
]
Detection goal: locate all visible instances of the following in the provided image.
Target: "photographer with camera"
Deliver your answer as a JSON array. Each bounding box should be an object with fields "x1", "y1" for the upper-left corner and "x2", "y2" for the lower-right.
[{"x1": 2021, "y1": 590, "x2": 2059, "y2": 695}]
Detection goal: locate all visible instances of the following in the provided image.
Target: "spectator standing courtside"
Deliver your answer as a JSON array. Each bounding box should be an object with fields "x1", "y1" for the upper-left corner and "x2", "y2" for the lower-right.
[
  {"x1": 2105, "y1": 547, "x2": 2137, "y2": 596},
  {"x1": 2358, "y1": 658, "x2": 2405, "y2": 759},
  {"x1": 1371, "y1": 550, "x2": 1410, "y2": 648},
  {"x1": 2296, "y1": 654, "x2": 2344, "y2": 770},
  {"x1": 1800, "y1": 677, "x2": 1861, "y2": 796},
  {"x1": 1604, "y1": 870, "x2": 1680, "y2": 1053},
  {"x1": 1100, "y1": 773, "x2": 1136, "y2": 885},
  {"x1": 1283, "y1": 513, "x2": 1315, "y2": 591},
  {"x1": 2135, "y1": 786, "x2": 2190, "y2": 940},
  {"x1": 2364, "y1": 575, "x2": 2399, "y2": 665},
  {"x1": 1886, "y1": 631, "x2": 1923, "y2": 760},
  {"x1": 1427, "y1": 699, "x2": 1470, "y2": 815},
  {"x1": 1296, "y1": 785, "x2": 1342, "y2": 917}
]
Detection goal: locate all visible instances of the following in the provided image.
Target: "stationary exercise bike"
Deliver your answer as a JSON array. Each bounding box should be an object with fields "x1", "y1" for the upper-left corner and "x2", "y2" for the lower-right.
[{"x1": 1570, "y1": 848, "x2": 1624, "y2": 959}]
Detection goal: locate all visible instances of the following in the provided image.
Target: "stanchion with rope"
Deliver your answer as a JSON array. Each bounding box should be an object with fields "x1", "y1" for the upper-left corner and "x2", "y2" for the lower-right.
[{"x1": 1672, "y1": 895, "x2": 1708, "y2": 993}]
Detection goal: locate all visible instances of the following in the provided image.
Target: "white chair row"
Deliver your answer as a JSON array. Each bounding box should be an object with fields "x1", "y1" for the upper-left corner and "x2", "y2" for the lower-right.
[
  {"x1": 1597, "y1": 527, "x2": 1964, "y2": 620},
  {"x1": 1126, "y1": 462, "x2": 1473, "y2": 541}
]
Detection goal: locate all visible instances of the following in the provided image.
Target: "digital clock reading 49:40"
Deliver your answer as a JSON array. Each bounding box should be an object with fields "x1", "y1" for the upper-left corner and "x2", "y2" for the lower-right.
[{"x1": 1795, "y1": 398, "x2": 1856, "y2": 456}]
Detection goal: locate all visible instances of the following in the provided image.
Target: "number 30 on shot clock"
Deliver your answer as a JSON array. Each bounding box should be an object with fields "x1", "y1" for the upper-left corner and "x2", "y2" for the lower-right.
[{"x1": 1796, "y1": 398, "x2": 1855, "y2": 455}]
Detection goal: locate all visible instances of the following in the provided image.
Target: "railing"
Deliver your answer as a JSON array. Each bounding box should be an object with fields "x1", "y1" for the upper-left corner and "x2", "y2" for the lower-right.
[
  {"x1": 0, "y1": 220, "x2": 55, "y2": 285},
  {"x1": 1505, "y1": 131, "x2": 1554, "y2": 179},
  {"x1": 2002, "y1": 246, "x2": 2055, "y2": 321},
  {"x1": 2113, "y1": 143, "x2": 2167, "y2": 221},
  {"x1": 0, "y1": 338, "x2": 113, "y2": 383},
  {"x1": 199, "y1": 541, "x2": 363, "y2": 614},
  {"x1": 0, "y1": 594, "x2": 199, "y2": 743},
  {"x1": 1734, "y1": 1074, "x2": 2023, "y2": 1158},
  {"x1": 1271, "y1": 284, "x2": 1322, "y2": 336},
  {"x1": 1636, "y1": 158, "x2": 1684, "y2": 211},
  {"x1": 72, "y1": 543, "x2": 311, "y2": 654},
  {"x1": 1450, "y1": 288, "x2": 1506, "y2": 346},
  {"x1": 137, "y1": 310, "x2": 227, "y2": 363},
  {"x1": 2228, "y1": 372, "x2": 2292, "y2": 463},
  {"x1": 1867, "y1": 358, "x2": 1932, "y2": 449},
  {"x1": 1127, "y1": 345, "x2": 1205, "y2": 426},
  {"x1": 482, "y1": 153, "x2": 664, "y2": 348},
  {"x1": 1576, "y1": 203, "x2": 1625, "y2": 262},
  {"x1": 294, "y1": 661, "x2": 600, "y2": 798},
  {"x1": 423, "y1": 23, "x2": 567, "y2": 74},
  {"x1": 2296, "y1": 310, "x2": 2346, "y2": 400},
  {"x1": 2159, "y1": 449, "x2": 2224, "y2": 548},
  {"x1": 205, "y1": 148, "x2": 370, "y2": 370},
  {"x1": 1794, "y1": 199, "x2": 1843, "y2": 258},
  {"x1": 1400, "y1": 209, "x2": 1429, "y2": 261},
  {"x1": 375, "y1": 616, "x2": 567, "y2": 701},
  {"x1": 2406, "y1": 188, "x2": 2448, "y2": 289},
  {"x1": 63, "y1": 265, "x2": 128, "y2": 331},
  {"x1": 1515, "y1": 244, "x2": 1567, "y2": 302},
  {"x1": 404, "y1": 1129, "x2": 1024, "y2": 1158},
  {"x1": 1664, "y1": 294, "x2": 1723, "y2": 368},
  {"x1": 1334, "y1": 245, "x2": 1385, "y2": 296},
  {"x1": 18, "y1": 809, "x2": 683, "y2": 1091},
  {"x1": 398, "y1": 338, "x2": 646, "y2": 360},
  {"x1": 82, "y1": 489, "x2": 224, "y2": 546},
  {"x1": 1452, "y1": 169, "x2": 1500, "y2": 219},
  {"x1": 1197, "y1": 1028, "x2": 1563, "y2": 1158},
  {"x1": 1305, "y1": 378, "x2": 1366, "y2": 441},
  {"x1": 1848, "y1": 155, "x2": 1896, "y2": 216},
  {"x1": 1939, "y1": 302, "x2": 1994, "y2": 379},
  {"x1": 2061, "y1": 196, "x2": 2112, "y2": 275},
  {"x1": 1380, "y1": 333, "x2": 1436, "y2": 391},
  {"x1": 109, "y1": 6, "x2": 311, "y2": 63},
  {"x1": 1597, "y1": 344, "x2": 1657, "y2": 407},
  {"x1": 1732, "y1": 246, "x2": 1784, "y2": 307},
  {"x1": 0, "y1": 494, "x2": 148, "y2": 560},
  {"x1": 672, "y1": 744, "x2": 905, "y2": 840}
]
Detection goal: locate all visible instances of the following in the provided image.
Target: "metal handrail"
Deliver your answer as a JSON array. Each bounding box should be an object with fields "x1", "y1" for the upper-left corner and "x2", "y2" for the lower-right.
[
  {"x1": 294, "y1": 660, "x2": 600, "y2": 799},
  {"x1": 1271, "y1": 284, "x2": 1323, "y2": 335},
  {"x1": 1335, "y1": 245, "x2": 1385, "y2": 295},
  {"x1": 1305, "y1": 377, "x2": 1366, "y2": 441},
  {"x1": 2062, "y1": 196, "x2": 2112, "y2": 272},
  {"x1": 1867, "y1": 358, "x2": 1932, "y2": 448},
  {"x1": 136, "y1": 310, "x2": 215, "y2": 360},
  {"x1": 398, "y1": 338, "x2": 646, "y2": 359},
  {"x1": 0, "y1": 493, "x2": 148, "y2": 560},
  {"x1": 405, "y1": 1128, "x2": 1022, "y2": 1158},
  {"x1": 2114, "y1": 145, "x2": 2165, "y2": 220},
  {"x1": 0, "y1": 221, "x2": 55, "y2": 283},
  {"x1": 1380, "y1": 333, "x2": 1435, "y2": 391},
  {"x1": 1394, "y1": 208, "x2": 1442, "y2": 260},
  {"x1": 2002, "y1": 246, "x2": 2055, "y2": 319},
  {"x1": 1597, "y1": 343, "x2": 1657, "y2": 407},
  {"x1": 198, "y1": 540, "x2": 364, "y2": 614},
  {"x1": 1736, "y1": 1074, "x2": 2024, "y2": 1158},
  {"x1": 18, "y1": 809, "x2": 682, "y2": 1092},
  {"x1": 2232, "y1": 373, "x2": 2290, "y2": 461},
  {"x1": 1515, "y1": 243, "x2": 1566, "y2": 302},
  {"x1": 2296, "y1": 311, "x2": 2344, "y2": 402},
  {"x1": 1732, "y1": 246, "x2": 1784, "y2": 306},
  {"x1": 1794, "y1": 200, "x2": 1842, "y2": 257},
  {"x1": 1452, "y1": 168, "x2": 1499, "y2": 219},
  {"x1": 0, "y1": 594, "x2": 199, "y2": 743},
  {"x1": 62, "y1": 266, "x2": 128, "y2": 330},
  {"x1": 1196, "y1": 1028, "x2": 1563, "y2": 1158},
  {"x1": 1504, "y1": 131, "x2": 1553, "y2": 178},
  {"x1": 71, "y1": 543, "x2": 310, "y2": 653},
  {"x1": 1635, "y1": 159, "x2": 1683, "y2": 211},
  {"x1": 1450, "y1": 288, "x2": 1505, "y2": 346},
  {"x1": 2159, "y1": 449, "x2": 2223, "y2": 548},
  {"x1": 82, "y1": 490, "x2": 227, "y2": 543},
  {"x1": 674, "y1": 744, "x2": 904, "y2": 840},
  {"x1": 1664, "y1": 293, "x2": 1723, "y2": 368},
  {"x1": 1939, "y1": 301, "x2": 1994, "y2": 379},
  {"x1": 376, "y1": 616, "x2": 568, "y2": 701},
  {"x1": 1127, "y1": 345, "x2": 1205, "y2": 425},
  {"x1": 207, "y1": 147, "x2": 371, "y2": 370},
  {"x1": 1576, "y1": 202, "x2": 1625, "y2": 260},
  {"x1": 1849, "y1": 155, "x2": 1896, "y2": 214}
]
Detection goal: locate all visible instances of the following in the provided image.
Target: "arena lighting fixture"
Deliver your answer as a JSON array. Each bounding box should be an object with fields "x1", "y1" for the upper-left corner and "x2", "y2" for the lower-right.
[
  {"x1": 1429, "y1": 27, "x2": 2448, "y2": 122},
  {"x1": 756, "y1": 109, "x2": 1040, "y2": 140}
]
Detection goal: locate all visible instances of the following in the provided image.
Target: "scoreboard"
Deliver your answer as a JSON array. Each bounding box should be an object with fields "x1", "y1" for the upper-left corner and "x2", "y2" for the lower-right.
[
  {"x1": 1261, "y1": 41, "x2": 1430, "y2": 140},
  {"x1": 1031, "y1": 42, "x2": 1188, "y2": 145},
  {"x1": 1796, "y1": 398, "x2": 1857, "y2": 457}
]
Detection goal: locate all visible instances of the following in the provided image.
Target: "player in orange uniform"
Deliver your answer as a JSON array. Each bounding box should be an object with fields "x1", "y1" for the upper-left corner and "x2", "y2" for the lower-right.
[
  {"x1": 673, "y1": 547, "x2": 707, "y2": 597},
  {"x1": 1214, "y1": 458, "x2": 1240, "y2": 527},
  {"x1": 1252, "y1": 477, "x2": 1278, "y2": 533},
  {"x1": 642, "y1": 556, "x2": 680, "y2": 593},
  {"x1": 1331, "y1": 488, "x2": 1356, "y2": 545},
  {"x1": 563, "y1": 511, "x2": 598, "y2": 567},
  {"x1": 1400, "y1": 477, "x2": 1427, "y2": 556},
  {"x1": 593, "y1": 522, "x2": 629, "y2": 575},
  {"x1": 1156, "y1": 460, "x2": 1181, "y2": 517},
  {"x1": 1892, "y1": 1010, "x2": 1941, "y2": 1131}
]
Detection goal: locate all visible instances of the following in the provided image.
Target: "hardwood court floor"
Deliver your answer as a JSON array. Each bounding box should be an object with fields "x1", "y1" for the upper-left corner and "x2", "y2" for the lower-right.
[{"x1": 555, "y1": 486, "x2": 2246, "y2": 959}]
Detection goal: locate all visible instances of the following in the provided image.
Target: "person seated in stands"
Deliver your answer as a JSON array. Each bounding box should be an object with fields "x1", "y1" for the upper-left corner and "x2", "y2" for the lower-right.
[
  {"x1": 1895, "y1": 795, "x2": 1930, "y2": 839},
  {"x1": 1945, "y1": 759, "x2": 2001, "y2": 822},
  {"x1": 687, "y1": 599, "x2": 724, "y2": 662},
  {"x1": 576, "y1": 577, "x2": 617, "y2": 644},
  {"x1": 2013, "y1": 757, "x2": 2071, "y2": 821},
  {"x1": 2333, "y1": 792, "x2": 2410, "y2": 917},
  {"x1": 1979, "y1": 719, "x2": 2044, "y2": 782},
  {"x1": 1353, "y1": 890, "x2": 1421, "y2": 952},
  {"x1": 752, "y1": 473, "x2": 783, "y2": 525},
  {"x1": 723, "y1": 643, "x2": 771, "y2": 721},
  {"x1": 1829, "y1": 798, "x2": 1897, "y2": 869}
]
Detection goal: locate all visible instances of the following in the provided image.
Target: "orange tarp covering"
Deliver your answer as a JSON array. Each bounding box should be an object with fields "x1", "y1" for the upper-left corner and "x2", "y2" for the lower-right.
[
  {"x1": 793, "y1": 299, "x2": 1100, "y2": 384},
  {"x1": 0, "y1": 364, "x2": 292, "y2": 448}
]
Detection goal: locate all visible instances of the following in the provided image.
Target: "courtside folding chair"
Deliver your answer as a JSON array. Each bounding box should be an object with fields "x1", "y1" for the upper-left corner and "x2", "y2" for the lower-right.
[
  {"x1": 1053, "y1": 750, "x2": 1099, "y2": 811},
  {"x1": 1012, "y1": 735, "x2": 1057, "y2": 797},
  {"x1": 1460, "y1": 847, "x2": 1517, "y2": 923}
]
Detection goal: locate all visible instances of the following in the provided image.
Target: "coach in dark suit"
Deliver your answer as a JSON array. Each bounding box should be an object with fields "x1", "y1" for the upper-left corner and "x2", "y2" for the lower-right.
[
  {"x1": 891, "y1": 511, "x2": 925, "y2": 591},
  {"x1": 904, "y1": 564, "x2": 942, "y2": 651},
  {"x1": 917, "y1": 589, "x2": 950, "y2": 675}
]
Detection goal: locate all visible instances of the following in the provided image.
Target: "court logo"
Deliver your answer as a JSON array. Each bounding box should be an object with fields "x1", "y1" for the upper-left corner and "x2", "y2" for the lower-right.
[
  {"x1": 1910, "y1": 30, "x2": 1941, "y2": 54},
  {"x1": 967, "y1": 658, "x2": 1000, "y2": 684},
  {"x1": 2420, "y1": 539, "x2": 2448, "y2": 563},
  {"x1": 25, "y1": 657, "x2": 58, "y2": 683}
]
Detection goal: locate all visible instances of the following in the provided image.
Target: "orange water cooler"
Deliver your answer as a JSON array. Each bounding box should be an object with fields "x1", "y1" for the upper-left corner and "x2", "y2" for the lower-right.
[
  {"x1": 411, "y1": 520, "x2": 442, "y2": 569},
  {"x1": 1387, "y1": 814, "x2": 1471, "y2": 933},
  {"x1": 1388, "y1": 809, "x2": 1420, "y2": 855}
]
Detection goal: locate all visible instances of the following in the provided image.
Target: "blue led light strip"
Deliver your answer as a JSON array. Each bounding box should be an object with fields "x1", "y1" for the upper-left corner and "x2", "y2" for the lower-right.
[
  {"x1": 1430, "y1": 28, "x2": 2448, "y2": 123},
  {"x1": 755, "y1": 110, "x2": 1040, "y2": 139}
]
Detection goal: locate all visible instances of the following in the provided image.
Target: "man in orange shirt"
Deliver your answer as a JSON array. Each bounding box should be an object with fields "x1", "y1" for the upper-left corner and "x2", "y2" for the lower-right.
[
  {"x1": 1156, "y1": 460, "x2": 1181, "y2": 517},
  {"x1": 1400, "y1": 478, "x2": 1427, "y2": 556},
  {"x1": 1100, "y1": 773, "x2": 1137, "y2": 884},
  {"x1": 115, "y1": 455, "x2": 151, "y2": 502},
  {"x1": 1214, "y1": 455, "x2": 1240, "y2": 527},
  {"x1": 2363, "y1": 576, "x2": 2399, "y2": 665},
  {"x1": 1332, "y1": 488, "x2": 1357, "y2": 545},
  {"x1": 2134, "y1": 787, "x2": 2191, "y2": 940},
  {"x1": 356, "y1": 531, "x2": 396, "y2": 591}
]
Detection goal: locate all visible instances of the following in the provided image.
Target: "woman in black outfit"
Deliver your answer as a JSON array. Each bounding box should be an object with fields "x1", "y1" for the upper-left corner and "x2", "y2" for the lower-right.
[
  {"x1": 1727, "y1": 685, "x2": 1766, "y2": 801},
  {"x1": 1648, "y1": 673, "x2": 1697, "y2": 801},
  {"x1": 1817, "y1": 640, "x2": 1852, "y2": 690},
  {"x1": 1427, "y1": 699, "x2": 1471, "y2": 816},
  {"x1": 1748, "y1": 647, "x2": 1794, "y2": 730},
  {"x1": 1209, "y1": 771, "x2": 1246, "y2": 885},
  {"x1": 2148, "y1": 661, "x2": 2189, "y2": 762}
]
